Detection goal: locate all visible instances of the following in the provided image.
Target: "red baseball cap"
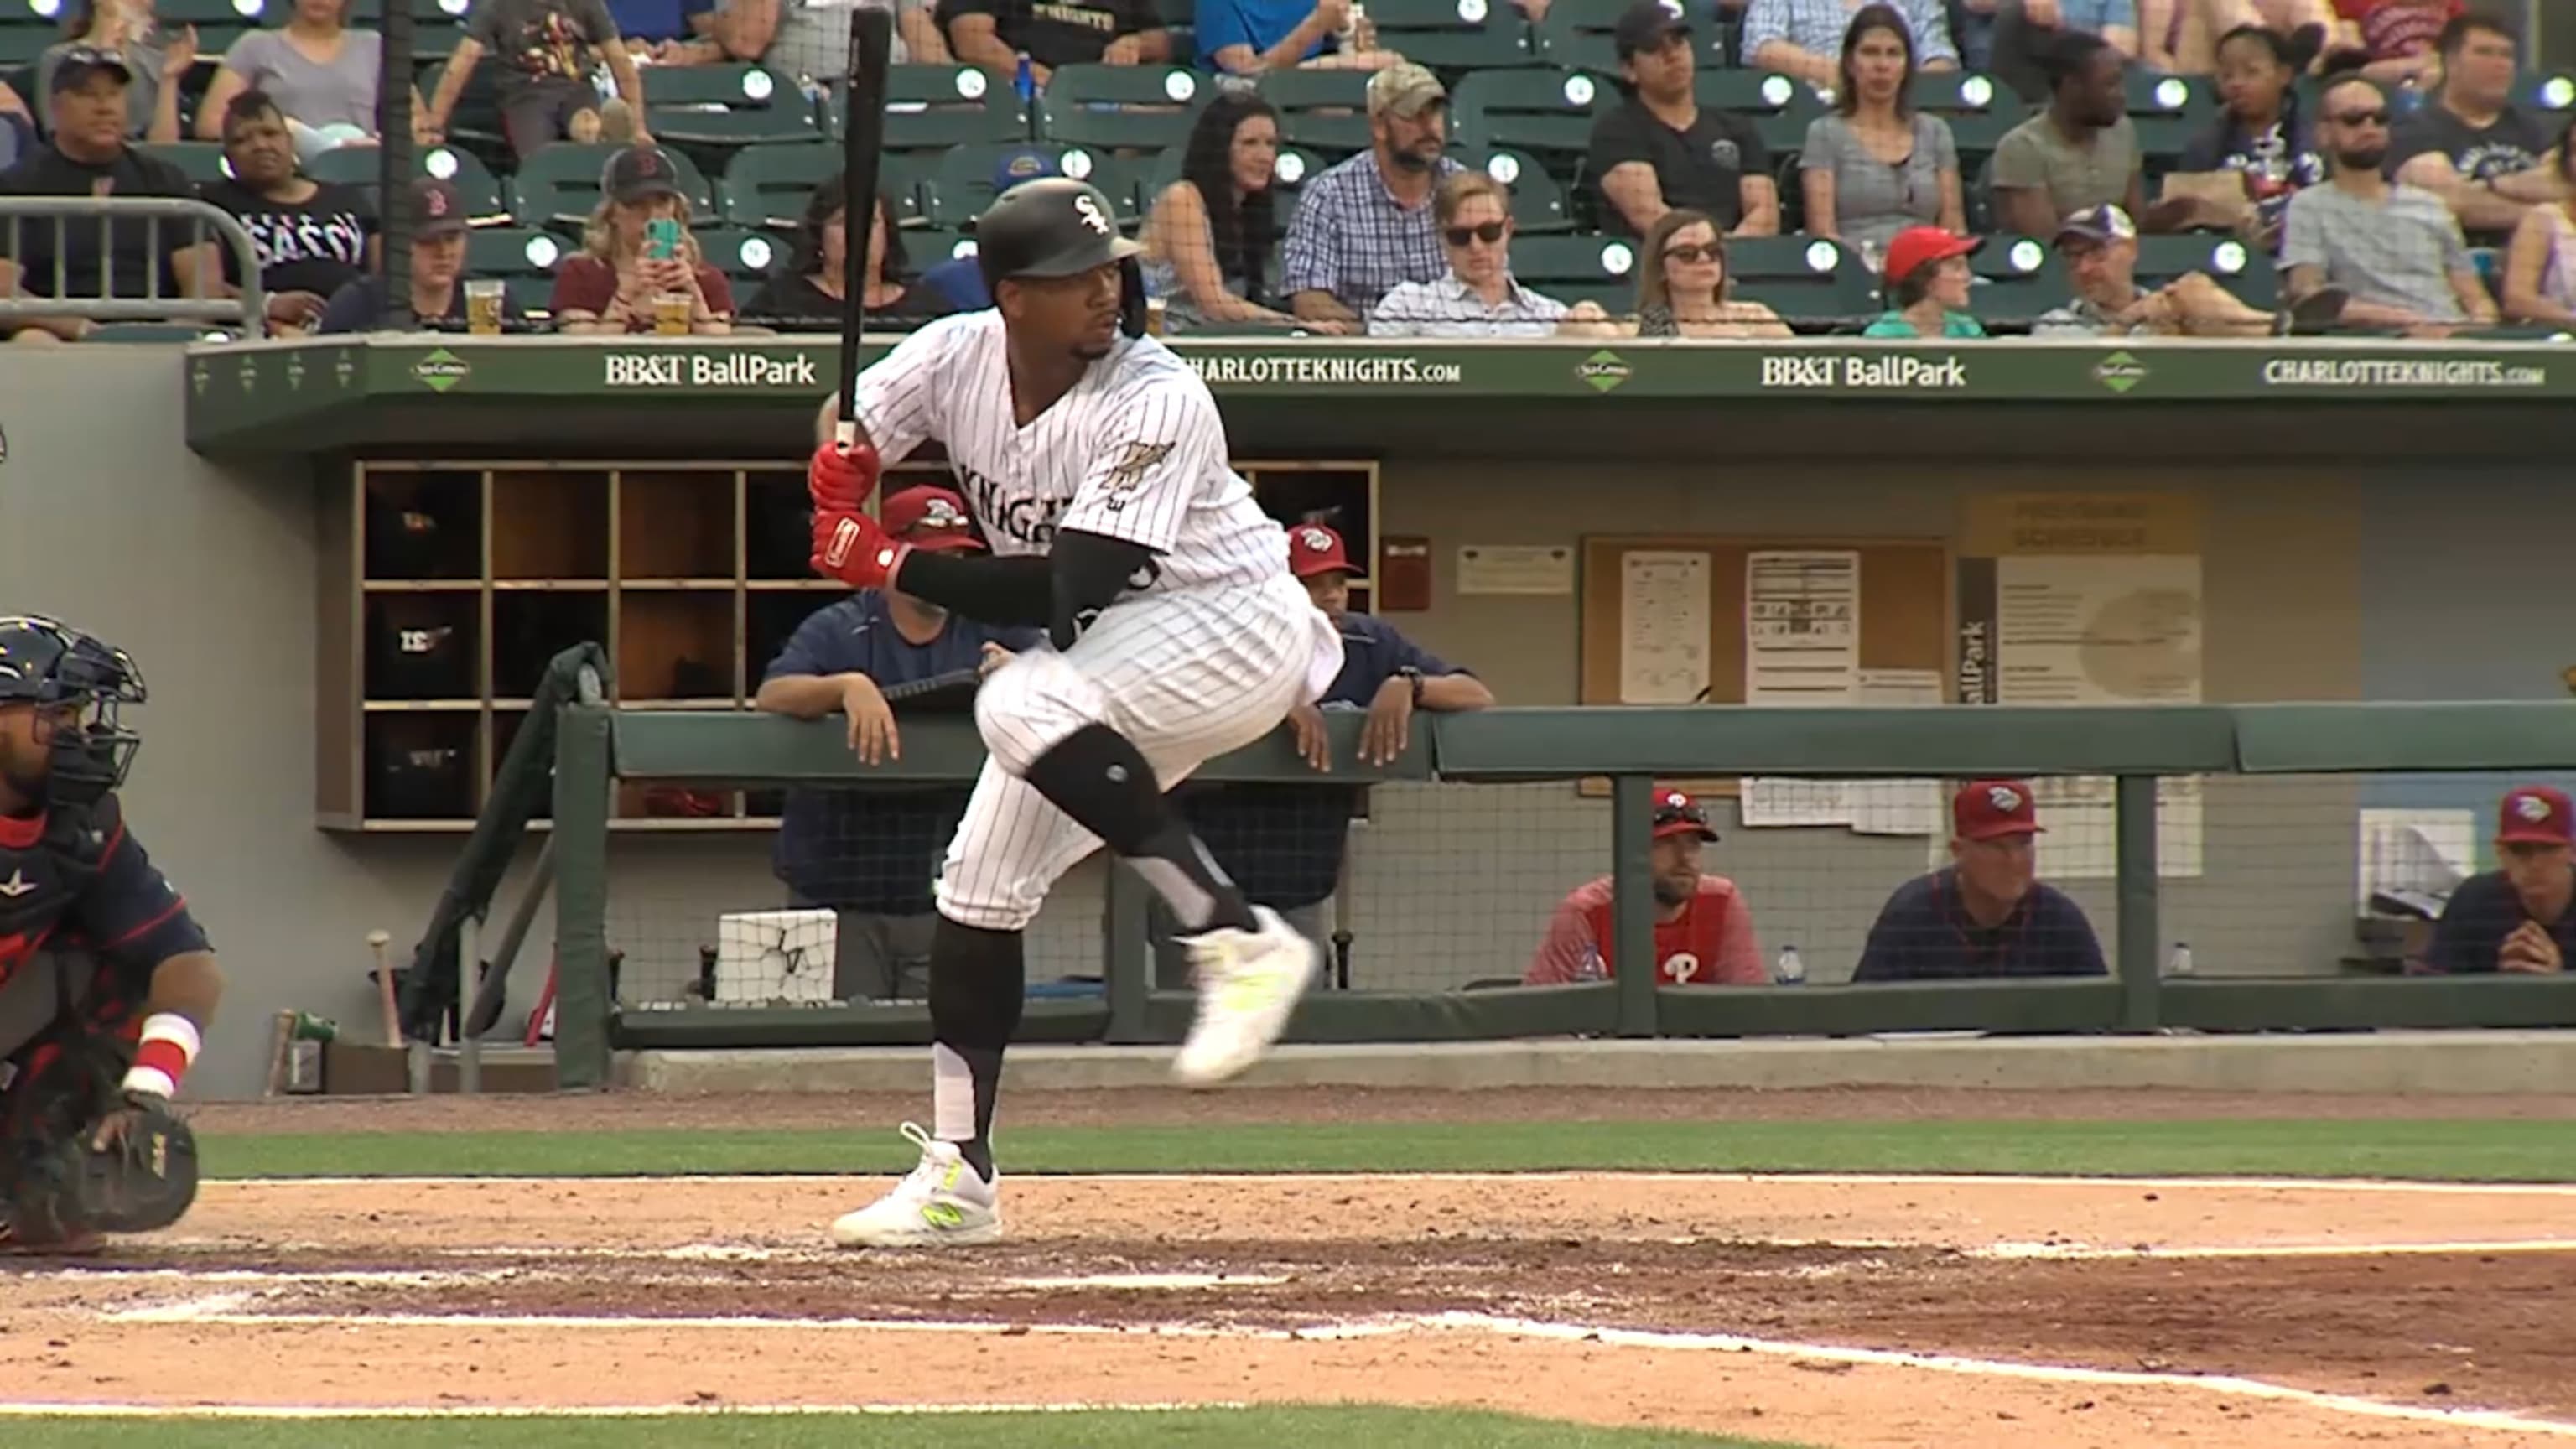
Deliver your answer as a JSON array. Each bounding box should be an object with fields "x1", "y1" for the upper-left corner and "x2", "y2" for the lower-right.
[
  {"x1": 1287, "y1": 523, "x2": 1365, "y2": 579},
  {"x1": 2496, "y1": 785, "x2": 2574, "y2": 845},
  {"x1": 1652, "y1": 786, "x2": 1718, "y2": 843},
  {"x1": 880, "y1": 486, "x2": 981, "y2": 552},
  {"x1": 1883, "y1": 226, "x2": 1982, "y2": 285},
  {"x1": 1953, "y1": 779, "x2": 2044, "y2": 840}
]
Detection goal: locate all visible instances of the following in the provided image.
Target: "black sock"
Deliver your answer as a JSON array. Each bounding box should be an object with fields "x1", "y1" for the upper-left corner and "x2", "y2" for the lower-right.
[
  {"x1": 1022, "y1": 724, "x2": 1258, "y2": 934},
  {"x1": 927, "y1": 917, "x2": 1024, "y2": 1183}
]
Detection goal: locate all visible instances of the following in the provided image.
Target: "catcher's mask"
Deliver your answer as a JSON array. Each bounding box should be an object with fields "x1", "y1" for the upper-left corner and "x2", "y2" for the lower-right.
[{"x1": 0, "y1": 615, "x2": 147, "y2": 809}]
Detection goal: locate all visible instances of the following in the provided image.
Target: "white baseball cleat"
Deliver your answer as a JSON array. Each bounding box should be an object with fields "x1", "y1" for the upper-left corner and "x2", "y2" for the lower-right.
[
  {"x1": 1172, "y1": 906, "x2": 1319, "y2": 1088},
  {"x1": 828, "y1": 1122, "x2": 1003, "y2": 1249}
]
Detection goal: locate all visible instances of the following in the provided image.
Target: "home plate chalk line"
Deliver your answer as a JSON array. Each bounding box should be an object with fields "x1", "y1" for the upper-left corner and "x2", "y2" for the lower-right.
[{"x1": 25, "y1": 1302, "x2": 2576, "y2": 1440}]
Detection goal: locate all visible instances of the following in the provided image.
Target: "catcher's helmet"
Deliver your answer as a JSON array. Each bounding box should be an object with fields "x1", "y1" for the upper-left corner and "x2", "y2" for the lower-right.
[
  {"x1": 974, "y1": 179, "x2": 1149, "y2": 335},
  {"x1": 0, "y1": 615, "x2": 147, "y2": 802}
]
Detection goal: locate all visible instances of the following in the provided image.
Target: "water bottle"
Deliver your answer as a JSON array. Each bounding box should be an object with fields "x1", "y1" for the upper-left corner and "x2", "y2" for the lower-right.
[
  {"x1": 1015, "y1": 52, "x2": 1036, "y2": 107},
  {"x1": 1774, "y1": 944, "x2": 1805, "y2": 986},
  {"x1": 2168, "y1": 941, "x2": 2194, "y2": 978}
]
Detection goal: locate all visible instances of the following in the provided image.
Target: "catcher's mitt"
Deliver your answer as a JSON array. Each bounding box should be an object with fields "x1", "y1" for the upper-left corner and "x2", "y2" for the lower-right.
[{"x1": 10, "y1": 1098, "x2": 199, "y2": 1240}]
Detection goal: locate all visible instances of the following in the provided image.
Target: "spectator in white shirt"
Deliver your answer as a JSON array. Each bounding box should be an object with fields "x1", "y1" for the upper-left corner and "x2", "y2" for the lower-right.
[
  {"x1": 2283, "y1": 73, "x2": 2496, "y2": 334},
  {"x1": 1369, "y1": 171, "x2": 1606, "y2": 335}
]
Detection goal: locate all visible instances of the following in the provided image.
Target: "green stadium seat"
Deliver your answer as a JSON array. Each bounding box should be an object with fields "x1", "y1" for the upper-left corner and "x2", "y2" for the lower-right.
[
  {"x1": 842, "y1": 64, "x2": 1031, "y2": 148},
  {"x1": 153, "y1": 0, "x2": 262, "y2": 24},
  {"x1": 308, "y1": 144, "x2": 508, "y2": 225},
  {"x1": 1451, "y1": 67, "x2": 1614, "y2": 158},
  {"x1": 1509, "y1": 230, "x2": 1640, "y2": 310},
  {"x1": 345, "y1": 0, "x2": 476, "y2": 20},
  {"x1": 720, "y1": 142, "x2": 843, "y2": 229},
  {"x1": 1256, "y1": 69, "x2": 1372, "y2": 156},
  {"x1": 643, "y1": 64, "x2": 821, "y2": 147},
  {"x1": 1722, "y1": 234, "x2": 1878, "y2": 324},
  {"x1": 503, "y1": 273, "x2": 554, "y2": 319},
  {"x1": 510, "y1": 143, "x2": 715, "y2": 227},
  {"x1": 2525, "y1": 72, "x2": 2573, "y2": 112},
  {"x1": 1039, "y1": 63, "x2": 1209, "y2": 149},
  {"x1": 2124, "y1": 70, "x2": 2212, "y2": 163},
  {"x1": 1967, "y1": 231, "x2": 2063, "y2": 324},
  {"x1": 695, "y1": 225, "x2": 789, "y2": 283},
  {"x1": 1695, "y1": 69, "x2": 1822, "y2": 156},
  {"x1": 1363, "y1": 0, "x2": 1535, "y2": 70},
  {"x1": 1462, "y1": 146, "x2": 1571, "y2": 232},
  {"x1": 2132, "y1": 232, "x2": 2277, "y2": 310},
  {"x1": 924, "y1": 142, "x2": 1124, "y2": 226},
  {"x1": 1533, "y1": 0, "x2": 1726, "y2": 76},
  {"x1": 464, "y1": 226, "x2": 572, "y2": 277},
  {"x1": 138, "y1": 140, "x2": 232, "y2": 184},
  {"x1": 0, "y1": 31, "x2": 48, "y2": 65},
  {"x1": 905, "y1": 226, "x2": 977, "y2": 268}
]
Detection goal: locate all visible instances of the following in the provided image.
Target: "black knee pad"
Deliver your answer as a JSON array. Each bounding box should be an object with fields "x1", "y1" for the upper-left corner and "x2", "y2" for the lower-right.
[
  {"x1": 1021, "y1": 723, "x2": 1163, "y2": 857},
  {"x1": 928, "y1": 916, "x2": 1026, "y2": 1050}
]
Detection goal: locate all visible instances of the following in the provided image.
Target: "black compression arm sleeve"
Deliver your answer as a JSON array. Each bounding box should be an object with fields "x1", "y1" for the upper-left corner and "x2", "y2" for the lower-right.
[
  {"x1": 1051, "y1": 530, "x2": 1162, "y2": 651},
  {"x1": 891, "y1": 550, "x2": 1052, "y2": 627}
]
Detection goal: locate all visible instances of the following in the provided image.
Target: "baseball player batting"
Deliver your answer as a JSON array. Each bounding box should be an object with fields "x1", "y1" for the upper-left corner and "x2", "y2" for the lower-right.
[{"x1": 808, "y1": 178, "x2": 1343, "y2": 1249}]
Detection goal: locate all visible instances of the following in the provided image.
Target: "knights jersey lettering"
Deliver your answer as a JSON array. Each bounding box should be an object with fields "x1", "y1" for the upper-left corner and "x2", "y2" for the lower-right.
[
  {"x1": 851, "y1": 311, "x2": 1290, "y2": 593},
  {"x1": 0, "y1": 795, "x2": 210, "y2": 1000}
]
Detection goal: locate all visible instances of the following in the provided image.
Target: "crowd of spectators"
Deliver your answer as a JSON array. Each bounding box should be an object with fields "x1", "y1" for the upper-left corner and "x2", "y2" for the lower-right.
[{"x1": 0, "y1": 0, "x2": 2563, "y2": 339}]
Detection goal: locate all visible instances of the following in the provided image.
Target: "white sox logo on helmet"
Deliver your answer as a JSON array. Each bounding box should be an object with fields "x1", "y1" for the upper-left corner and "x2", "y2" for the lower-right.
[
  {"x1": 2517, "y1": 792, "x2": 2554, "y2": 823},
  {"x1": 1072, "y1": 194, "x2": 1112, "y2": 236},
  {"x1": 1987, "y1": 785, "x2": 2023, "y2": 813}
]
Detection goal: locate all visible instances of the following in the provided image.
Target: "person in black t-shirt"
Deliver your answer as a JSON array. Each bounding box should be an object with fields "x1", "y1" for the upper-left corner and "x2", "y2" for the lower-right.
[
  {"x1": 941, "y1": 0, "x2": 1167, "y2": 80},
  {"x1": 0, "y1": 47, "x2": 204, "y2": 343},
  {"x1": 2384, "y1": 13, "x2": 2566, "y2": 250},
  {"x1": 740, "y1": 171, "x2": 943, "y2": 331},
  {"x1": 1853, "y1": 780, "x2": 2107, "y2": 983},
  {"x1": 198, "y1": 88, "x2": 377, "y2": 335},
  {"x1": 1585, "y1": 1, "x2": 1777, "y2": 240},
  {"x1": 2421, "y1": 785, "x2": 2576, "y2": 976}
]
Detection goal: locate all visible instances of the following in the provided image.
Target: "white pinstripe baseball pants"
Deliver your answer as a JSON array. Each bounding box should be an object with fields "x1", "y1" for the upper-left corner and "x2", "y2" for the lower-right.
[{"x1": 935, "y1": 571, "x2": 1339, "y2": 932}]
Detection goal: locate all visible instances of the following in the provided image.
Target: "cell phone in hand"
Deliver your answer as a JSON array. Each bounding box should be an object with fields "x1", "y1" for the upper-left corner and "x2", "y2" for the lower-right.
[{"x1": 644, "y1": 219, "x2": 682, "y2": 261}]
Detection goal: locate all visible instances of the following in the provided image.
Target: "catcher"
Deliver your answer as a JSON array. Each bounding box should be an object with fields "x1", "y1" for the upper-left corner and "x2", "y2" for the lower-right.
[{"x1": 0, "y1": 615, "x2": 221, "y2": 1255}]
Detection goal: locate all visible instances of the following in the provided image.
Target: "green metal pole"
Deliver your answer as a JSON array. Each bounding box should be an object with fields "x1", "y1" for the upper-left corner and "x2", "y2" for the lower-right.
[
  {"x1": 550, "y1": 704, "x2": 615, "y2": 1088},
  {"x1": 2113, "y1": 772, "x2": 2162, "y2": 1032},
  {"x1": 1103, "y1": 864, "x2": 1149, "y2": 1043},
  {"x1": 1611, "y1": 773, "x2": 1659, "y2": 1038}
]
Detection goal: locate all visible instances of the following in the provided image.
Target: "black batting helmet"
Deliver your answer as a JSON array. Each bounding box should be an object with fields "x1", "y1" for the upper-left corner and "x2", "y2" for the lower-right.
[{"x1": 974, "y1": 178, "x2": 1150, "y2": 335}]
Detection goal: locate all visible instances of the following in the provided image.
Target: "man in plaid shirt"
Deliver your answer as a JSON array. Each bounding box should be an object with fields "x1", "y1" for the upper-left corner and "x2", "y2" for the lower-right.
[{"x1": 1283, "y1": 63, "x2": 1463, "y2": 325}]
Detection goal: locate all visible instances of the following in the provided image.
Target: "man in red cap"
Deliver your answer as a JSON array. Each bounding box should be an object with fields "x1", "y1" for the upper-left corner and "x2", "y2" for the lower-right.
[
  {"x1": 753, "y1": 486, "x2": 1041, "y2": 1000},
  {"x1": 1524, "y1": 787, "x2": 1764, "y2": 985},
  {"x1": 1154, "y1": 522, "x2": 1492, "y2": 984},
  {"x1": 2423, "y1": 785, "x2": 2576, "y2": 974},
  {"x1": 1853, "y1": 779, "x2": 2106, "y2": 981}
]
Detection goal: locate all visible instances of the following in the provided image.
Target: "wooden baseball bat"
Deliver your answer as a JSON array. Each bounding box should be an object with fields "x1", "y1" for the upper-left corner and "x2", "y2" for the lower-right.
[
  {"x1": 369, "y1": 929, "x2": 400, "y2": 1047},
  {"x1": 833, "y1": 6, "x2": 894, "y2": 457}
]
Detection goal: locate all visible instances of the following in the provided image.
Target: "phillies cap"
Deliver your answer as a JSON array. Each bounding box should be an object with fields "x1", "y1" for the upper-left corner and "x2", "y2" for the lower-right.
[
  {"x1": 1883, "y1": 226, "x2": 1982, "y2": 284},
  {"x1": 1653, "y1": 787, "x2": 1718, "y2": 843},
  {"x1": 880, "y1": 486, "x2": 982, "y2": 551},
  {"x1": 2496, "y1": 785, "x2": 2573, "y2": 845},
  {"x1": 2054, "y1": 203, "x2": 2137, "y2": 247},
  {"x1": 1286, "y1": 523, "x2": 1365, "y2": 579},
  {"x1": 1953, "y1": 779, "x2": 2044, "y2": 840}
]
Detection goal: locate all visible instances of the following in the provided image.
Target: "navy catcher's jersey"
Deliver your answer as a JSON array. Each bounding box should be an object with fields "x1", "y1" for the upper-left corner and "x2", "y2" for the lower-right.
[{"x1": 0, "y1": 795, "x2": 211, "y2": 1002}]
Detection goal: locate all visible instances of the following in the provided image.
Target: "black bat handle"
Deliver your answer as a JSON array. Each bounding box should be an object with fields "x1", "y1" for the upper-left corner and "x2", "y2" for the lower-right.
[{"x1": 835, "y1": 5, "x2": 896, "y2": 455}]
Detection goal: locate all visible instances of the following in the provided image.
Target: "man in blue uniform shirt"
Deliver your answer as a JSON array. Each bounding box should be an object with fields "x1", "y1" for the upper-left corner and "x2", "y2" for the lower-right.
[
  {"x1": 1853, "y1": 779, "x2": 2106, "y2": 982},
  {"x1": 1153, "y1": 525, "x2": 1493, "y2": 983},
  {"x1": 756, "y1": 487, "x2": 1041, "y2": 1000},
  {"x1": 2421, "y1": 785, "x2": 2576, "y2": 975}
]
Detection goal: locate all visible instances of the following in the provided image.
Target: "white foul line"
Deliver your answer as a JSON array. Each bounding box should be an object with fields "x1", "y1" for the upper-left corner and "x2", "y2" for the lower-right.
[
  {"x1": 0, "y1": 1401, "x2": 1248, "y2": 1420},
  {"x1": 199, "y1": 1171, "x2": 2576, "y2": 1195}
]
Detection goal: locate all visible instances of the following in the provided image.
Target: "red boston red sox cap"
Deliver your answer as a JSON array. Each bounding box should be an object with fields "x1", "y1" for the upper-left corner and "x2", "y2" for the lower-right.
[
  {"x1": 2496, "y1": 785, "x2": 2573, "y2": 845},
  {"x1": 880, "y1": 487, "x2": 982, "y2": 552},
  {"x1": 1953, "y1": 779, "x2": 2044, "y2": 840},
  {"x1": 1287, "y1": 524, "x2": 1365, "y2": 579}
]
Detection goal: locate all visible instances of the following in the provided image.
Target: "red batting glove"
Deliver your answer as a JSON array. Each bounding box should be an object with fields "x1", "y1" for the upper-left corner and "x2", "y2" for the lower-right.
[
  {"x1": 811, "y1": 507, "x2": 909, "y2": 591},
  {"x1": 808, "y1": 438, "x2": 881, "y2": 512}
]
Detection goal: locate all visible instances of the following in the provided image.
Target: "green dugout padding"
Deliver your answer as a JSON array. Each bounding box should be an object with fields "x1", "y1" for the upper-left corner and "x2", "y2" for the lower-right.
[{"x1": 547, "y1": 700, "x2": 2576, "y2": 1087}]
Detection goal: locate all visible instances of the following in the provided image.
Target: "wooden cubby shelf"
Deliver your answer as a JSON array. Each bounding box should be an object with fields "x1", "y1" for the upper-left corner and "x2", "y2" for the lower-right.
[{"x1": 319, "y1": 459, "x2": 1380, "y2": 832}]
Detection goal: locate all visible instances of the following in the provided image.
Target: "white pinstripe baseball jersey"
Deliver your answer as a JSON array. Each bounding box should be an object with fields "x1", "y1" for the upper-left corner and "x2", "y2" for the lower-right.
[{"x1": 852, "y1": 311, "x2": 1291, "y2": 595}]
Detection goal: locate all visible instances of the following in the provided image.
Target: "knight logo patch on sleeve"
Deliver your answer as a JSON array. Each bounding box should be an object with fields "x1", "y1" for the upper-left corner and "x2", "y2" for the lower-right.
[{"x1": 1100, "y1": 440, "x2": 1175, "y2": 491}]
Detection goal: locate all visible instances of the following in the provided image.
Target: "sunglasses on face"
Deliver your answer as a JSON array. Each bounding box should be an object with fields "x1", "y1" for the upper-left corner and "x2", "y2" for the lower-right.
[
  {"x1": 1663, "y1": 243, "x2": 1722, "y2": 264},
  {"x1": 2333, "y1": 107, "x2": 2390, "y2": 127},
  {"x1": 1444, "y1": 221, "x2": 1506, "y2": 247}
]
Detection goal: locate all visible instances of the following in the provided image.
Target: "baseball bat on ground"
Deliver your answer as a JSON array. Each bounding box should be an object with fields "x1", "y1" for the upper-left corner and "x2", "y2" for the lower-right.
[
  {"x1": 369, "y1": 929, "x2": 399, "y2": 1047},
  {"x1": 833, "y1": 5, "x2": 895, "y2": 459}
]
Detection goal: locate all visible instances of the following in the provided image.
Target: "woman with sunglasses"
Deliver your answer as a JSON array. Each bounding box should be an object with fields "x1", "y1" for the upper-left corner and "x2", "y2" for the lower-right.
[
  {"x1": 1627, "y1": 210, "x2": 1790, "y2": 338},
  {"x1": 1799, "y1": 6, "x2": 1965, "y2": 273},
  {"x1": 1369, "y1": 172, "x2": 1606, "y2": 335}
]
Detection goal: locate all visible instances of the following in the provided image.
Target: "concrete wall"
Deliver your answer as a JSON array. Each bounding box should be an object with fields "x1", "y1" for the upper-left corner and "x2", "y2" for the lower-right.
[{"x1": 7, "y1": 349, "x2": 2560, "y2": 1091}]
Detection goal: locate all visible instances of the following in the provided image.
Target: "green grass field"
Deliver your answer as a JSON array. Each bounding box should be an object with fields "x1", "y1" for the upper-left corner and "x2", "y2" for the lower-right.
[{"x1": 205, "y1": 1116, "x2": 2576, "y2": 1182}]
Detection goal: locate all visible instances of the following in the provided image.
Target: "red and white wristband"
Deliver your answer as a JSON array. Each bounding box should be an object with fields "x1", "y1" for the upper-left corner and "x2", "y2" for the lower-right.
[{"x1": 122, "y1": 1013, "x2": 201, "y2": 1100}]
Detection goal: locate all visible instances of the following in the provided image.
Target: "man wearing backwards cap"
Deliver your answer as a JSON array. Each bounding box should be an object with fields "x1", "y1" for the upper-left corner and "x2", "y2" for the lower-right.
[
  {"x1": 0, "y1": 47, "x2": 202, "y2": 344},
  {"x1": 1153, "y1": 524, "x2": 1492, "y2": 982},
  {"x1": 1854, "y1": 780, "x2": 2106, "y2": 981},
  {"x1": 756, "y1": 487, "x2": 1043, "y2": 1001},
  {"x1": 2422, "y1": 786, "x2": 2576, "y2": 975},
  {"x1": 1526, "y1": 787, "x2": 1765, "y2": 986}
]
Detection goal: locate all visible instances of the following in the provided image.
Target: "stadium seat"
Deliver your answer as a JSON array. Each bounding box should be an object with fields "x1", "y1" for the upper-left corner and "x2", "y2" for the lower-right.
[
  {"x1": 2525, "y1": 71, "x2": 2573, "y2": 112},
  {"x1": 502, "y1": 273, "x2": 554, "y2": 319},
  {"x1": 2132, "y1": 232, "x2": 2277, "y2": 310},
  {"x1": 1257, "y1": 69, "x2": 1373, "y2": 157},
  {"x1": 906, "y1": 226, "x2": 977, "y2": 267},
  {"x1": 1509, "y1": 231, "x2": 1639, "y2": 311},
  {"x1": 1905, "y1": 71, "x2": 2028, "y2": 162},
  {"x1": 464, "y1": 226, "x2": 572, "y2": 278},
  {"x1": 719, "y1": 142, "x2": 843, "y2": 229},
  {"x1": 696, "y1": 225, "x2": 790, "y2": 285},
  {"x1": 1451, "y1": 67, "x2": 1615, "y2": 158},
  {"x1": 138, "y1": 141, "x2": 232, "y2": 184},
  {"x1": 924, "y1": 142, "x2": 1127, "y2": 226},
  {"x1": 2124, "y1": 70, "x2": 2212, "y2": 165},
  {"x1": 1141, "y1": 141, "x2": 1327, "y2": 236},
  {"x1": 152, "y1": 0, "x2": 260, "y2": 23},
  {"x1": 80, "y1": 321, "x2": 239, "y2": 342},
  {"x1": 0, "y1": 29, "x2": 46, "y2": 64},
  {"x1": 1463, "y1": 147, "x2": 1571, "y2": 232},
  {"x1": 1532, "y1": 0, "x2": 1726, "y2": 76},
  {"x1": 510, "y1": 143, "x2": 714, "y2": 227},
  {"x1": 851, "y1": 64, "x2": 1030, "y2": 148},
  {"x1": 643, "y1": 64, "x2": 821, "y2": 147},
  {"x1": 1695, "y1": 70, "x2": 1822, "y2": 157},
  {"x1": 1723, "y1": 234, "x2": 1879, "y2": 325},
  {"x1": 308, "y1": 144, "x2": 508, "y2": 225},
  {"x1": 1039, "y1": 64, "x2": 1210, "y2": 150},
  {"x1": 1966, "y1": 232, "x2": 2062, "y2": 325},
  {"x1": 1363, "y1": 0, "x2": 1535, "y2": 70}
]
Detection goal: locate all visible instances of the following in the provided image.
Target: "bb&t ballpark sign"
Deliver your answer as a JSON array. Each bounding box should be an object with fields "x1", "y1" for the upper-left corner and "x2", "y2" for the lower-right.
[{"x1": 602, "y1": 352, "x2": 820, "y2": 389}]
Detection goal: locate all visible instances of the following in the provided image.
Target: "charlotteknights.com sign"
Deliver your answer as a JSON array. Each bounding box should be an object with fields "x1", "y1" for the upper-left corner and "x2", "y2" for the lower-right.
[
  {"x1": 2253, "y1": 356, "x2": 2547, "y2": 389},
  {"x1": 1182, "y1": 353, "x2": 1467, "y2": 386}
]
